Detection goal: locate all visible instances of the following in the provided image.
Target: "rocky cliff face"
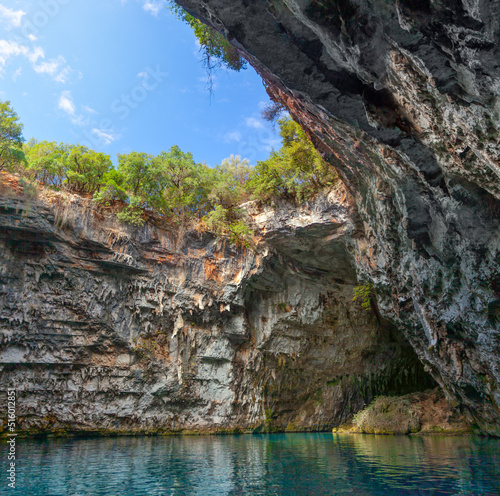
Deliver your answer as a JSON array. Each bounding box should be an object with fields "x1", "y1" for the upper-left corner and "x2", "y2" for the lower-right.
[
  {"x1": 0, "y1": 175, "x2": 433, "y2": 434},
  {"x1": 176, "y1": 0, "x2": 500, "y2": 433}
]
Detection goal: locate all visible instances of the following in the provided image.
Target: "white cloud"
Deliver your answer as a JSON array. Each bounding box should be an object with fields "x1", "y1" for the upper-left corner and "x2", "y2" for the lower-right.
[
  {"x1": 224, "y1": 131, "x2": 242, "y2": 143},
  {"x1": 142, "y1": 0, "x2": 166, "y2": 16},
  {"x1": 54, "y1": 66, "x2": 71, "y2": 83},
  {"x1": 92, "y1": 128, "x2": 119, "y2": 145},
  {"x1": 245, "y1": 117, "x2": 264, "y2": 129},
  {"x1": 33, "y1": 55, "x2": 64, "y2": 76},
  {"x1": 70, "y1": 114, "x2": 90, "y2": 126},
  {"x1": 58, "y1": 93, "x2": 96, "y2": 127},
  {"x1": 0, "y1": 39, "x2": 74, "y2": 82},
  {"x1": 0, "y1": 40, "x2": 28, "y2": 71},
  {"x1": 28, "y1": 34, "x2": 37, "y2": 42},
  {"x1": 58, "y1": 90, "x2": 75, "y2": 115},
  {"x1": 27, "y1": 46, "x2": 44, "y2": 64},
  {"x1": 32, "y1": 54, "x2": 74, "y2": 83},
  {"x1": 11, "y1": 67, "x2": 21, "y2": 81},
  {"x1": 0, "y1": 5, "x2": 25, "y2": 29}
]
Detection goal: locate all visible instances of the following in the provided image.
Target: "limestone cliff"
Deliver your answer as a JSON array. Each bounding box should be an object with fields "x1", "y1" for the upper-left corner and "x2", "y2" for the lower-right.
[
  {"x1": 0, "y1": 174, "x2": 433, "y2": 434},
  {"x1": 175, "y1": 0, "x2": 500, "y2": 433}
]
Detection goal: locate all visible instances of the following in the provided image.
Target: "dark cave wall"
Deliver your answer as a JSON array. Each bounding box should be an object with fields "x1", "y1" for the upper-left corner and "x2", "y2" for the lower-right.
[{"x1": 175, "y1": 0, "x2": 500, "y2": 433}]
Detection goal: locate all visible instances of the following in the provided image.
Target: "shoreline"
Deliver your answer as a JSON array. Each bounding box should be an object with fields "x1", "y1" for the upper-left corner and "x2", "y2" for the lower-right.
[{"x1": 1, "y1": 427, "x2": 486, "y2": 441}]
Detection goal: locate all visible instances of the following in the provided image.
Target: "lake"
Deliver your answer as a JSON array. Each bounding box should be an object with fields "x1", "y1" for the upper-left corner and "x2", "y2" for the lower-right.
[{"x1": 1, "y1": 433, "x2": 499, "y2": 495}]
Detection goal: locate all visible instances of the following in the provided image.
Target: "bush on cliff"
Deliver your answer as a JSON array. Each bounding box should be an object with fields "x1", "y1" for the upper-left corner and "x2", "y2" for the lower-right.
[
  {"x1": 202, "y1": 205, "x2": 253, "y2": 247},
  {"x1": 0, "y1": 100, "x2": 26, "y2": 172},
  {"x1": 23, "y1": 140, "x2": 112, "y2": 195},
  {"x1": 64, "y1": 146, "x2": 113, "y2": 195},
  {"x1": 116, "y1": 195, "x2": 146, "y2": 226},
  {"x1": 92, "y1": 169, "x2": 128, "y2": 205},
  {"x1": 24, "y1": 140, "x2": 66, "y2": 188},
  {"x1": 7, "y1": 99, "x2": 339, "y2": 245},
  {"x1": 246, "y1": 118, "x2": 338, "y2": 203}
]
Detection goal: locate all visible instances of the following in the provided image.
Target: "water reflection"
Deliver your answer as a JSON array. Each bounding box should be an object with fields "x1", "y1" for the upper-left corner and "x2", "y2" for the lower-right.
[
  {"x1": 337, "y1": 434, "x2": 500, "y2": 495},
  {"x1": 0, "y1": 433, "x2": 499, "y2": 495}
]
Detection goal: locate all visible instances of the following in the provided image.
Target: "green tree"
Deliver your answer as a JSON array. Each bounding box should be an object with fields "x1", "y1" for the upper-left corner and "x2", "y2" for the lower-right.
[
  {"x1": 247, "y1": 117, "x2": 338, "y2": 202},
  {"x1": 95, "y1": 152, "x2": 155, "y2": 207},
  {"x1": 153, "y1": 145, "x2": 205, "y2": 217},
  {"x1": 220, "y1": 154, "x2": 252, "y2": 186},
  {"x1": 116, "y1": 195, "x2": 145, "y2": 226},
  {"x1": 24, "y1": 140, "x2": 66, "y2": 187},
  {"x1": 93, "y1": 168, "x2": 128, "y2": 205},
  {"x1": 203, "y1": 204, "x2": 252, "y2": 247},
  {"x1": 207, "y1": 155, "x2": 251, "y2": 209},
  {"x1": 201, "y1": 155, "x2": 253, "y2": 246},
  {"x1": 65, "y1": 146, "x2": 112, "y2": 195},
  {"x1": 116, "y1": 151, "x2": 153, "y2": 196},
  {"x1": 0, "y1": 100, "x2": 26, "y2": 171}
]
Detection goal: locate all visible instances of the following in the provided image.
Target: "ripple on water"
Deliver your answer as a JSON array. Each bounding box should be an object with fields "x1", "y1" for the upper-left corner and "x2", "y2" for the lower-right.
[{"x1": 0, "y1": 433, "x2": 499, "y2": 495}]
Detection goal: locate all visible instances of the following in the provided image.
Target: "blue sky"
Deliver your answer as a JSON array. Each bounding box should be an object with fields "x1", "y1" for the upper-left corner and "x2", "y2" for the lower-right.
[{"x1": 0, "y1": 0, "x2": 280, "y2": 166}]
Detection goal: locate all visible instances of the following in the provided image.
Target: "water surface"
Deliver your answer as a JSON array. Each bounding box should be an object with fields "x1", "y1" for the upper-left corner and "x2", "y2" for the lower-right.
[{"x1": 1, "y1": 433, "x2": 499, "y2": 495}]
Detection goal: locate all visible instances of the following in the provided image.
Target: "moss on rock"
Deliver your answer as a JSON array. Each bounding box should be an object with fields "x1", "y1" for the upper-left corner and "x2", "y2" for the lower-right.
[{"x1": 334, "y1": 388, "x2": 472, "y2": 435}]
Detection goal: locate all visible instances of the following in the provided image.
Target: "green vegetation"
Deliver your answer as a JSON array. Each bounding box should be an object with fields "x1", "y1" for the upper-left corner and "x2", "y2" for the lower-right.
[
  {"x1": 24, "y1": 141, "x2": 112, "y2": 195},
  {"x1": 248, "y1": 118, "x2": 338, "y2": 203},
  {"x1": 352, "y1": 282, "x2": 374, "y2": 310},
  {"x1": 168, "y1": 2, "x2": 246, "y2": 90},
  {"x1": 0, "y1": 101, "x2": 26, "y2": 171},
  {"x1": 2, "y1": 100, "x2": 340, "y2": 246},
  {"x1": 264, "y1": 407, "x2": 274, "y2": 425},
  {"x1": 351, "y1": 396, "x2": 421, "y2": 435}
]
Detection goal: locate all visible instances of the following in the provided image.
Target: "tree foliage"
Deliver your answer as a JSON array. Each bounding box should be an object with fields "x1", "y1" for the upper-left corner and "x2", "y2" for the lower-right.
[
  {"x1": 247, "y1": 117, "x2": 338, "y2": 202},
  {"x1": 23, "y1": 141, "x2": 112, "y2": 195},
  {"x1": 65, "y1": 146, "x2": 112, "y2": 195},
  {"x1": 208, "y1": 155, "x2": 251, "y2": 209},
  {"x1": 168, "y1": 2, "x2": 246, "y2": 90},
  {"x1": 0, "y1": 100, "x2": 26, "y2": 171},
  {"x1": 5, "y1": 99, "x2": 339, "y2": 247},
  {"x1": 24, "y1": 140, "x2": 66, "y2": 187},
  {"x1": 116, "y1": 151, "x2": 153, "y2": 197},
  {"x1": 153, "y1": 145, "x2": 205, "y2": 216}
]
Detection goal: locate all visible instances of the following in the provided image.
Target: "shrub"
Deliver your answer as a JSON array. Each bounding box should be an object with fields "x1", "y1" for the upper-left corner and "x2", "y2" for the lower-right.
[
  {"x1": 228, "y1": 219, "x2": 253, "y2": 247},
  {"x1": 116, "y1": 196, "x2": 145, "y2": 226},
  {"x1": 93, "y1": 179, "x2": 128, "y2": 205},
  {"x1": 116, "y1": 151, "x2": 153, "y2": 197},
  {"x1": 352, "y1": 282, "x2": 373, "y2": 310},
  {"x1": 247, "y1": 117, "x2": 338, "y2": 202},
  {"x1": 19, "y1": 178, "x2": 38, "y2": 200},
  {"x1": 203, "y1": 205, "x2": 252, "y2": 247}
]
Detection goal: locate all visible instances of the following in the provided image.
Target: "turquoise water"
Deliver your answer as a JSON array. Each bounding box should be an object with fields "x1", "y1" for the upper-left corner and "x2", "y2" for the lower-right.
[{"x1": 1, "y1": 433, "x2": 499, "y2": 495}]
